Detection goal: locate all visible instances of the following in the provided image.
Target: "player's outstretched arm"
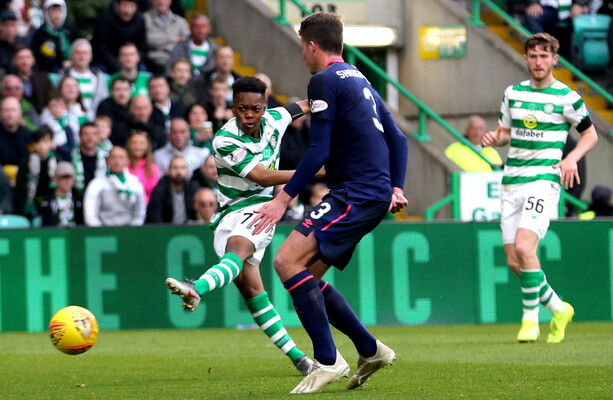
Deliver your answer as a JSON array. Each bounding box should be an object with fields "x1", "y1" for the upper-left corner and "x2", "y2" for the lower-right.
[
  {"x1": 249, "y1": 190, "x2": 293, "y2": 235},
  {"x1": 389, "y1": 187, "x2": 408, "y2": 214},
  {"x1": 482, "y1": 126, "x2": 510, "y2": 147},
  {"x1": 246, "y1": 164, "x2": 295, "y2": 187},
  {"x1": 554, "y1": 124, "x2": 598, "y2": 189}
]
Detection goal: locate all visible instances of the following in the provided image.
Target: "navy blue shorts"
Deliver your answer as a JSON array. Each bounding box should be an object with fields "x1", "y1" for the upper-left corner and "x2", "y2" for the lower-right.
[{"x1": 295, "y1": 190, "x2": 389, "y2": 270}]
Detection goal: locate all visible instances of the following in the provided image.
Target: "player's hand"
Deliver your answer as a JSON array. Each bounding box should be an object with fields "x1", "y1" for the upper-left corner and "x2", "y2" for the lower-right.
[
  {"x1": 525, "y1": 3, "x2": 543, "y2": 18},
  {"x1": 482, "y1": 128, "x2": 501, "y2": 147},
  {"x1": 388, "y1": 187, "x2": 408, "y2": 214},
  {"x1": 553, "y1": 158, "x2": 579, "y2": 190},
  {"x1": 249, "y1": 193, "x2": 292, "y2": 235}
]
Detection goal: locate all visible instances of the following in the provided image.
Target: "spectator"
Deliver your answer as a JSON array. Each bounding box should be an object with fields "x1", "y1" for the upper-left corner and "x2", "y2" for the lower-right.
[
  {"x1": 148, "y1": 74, "x2": 185, "y2": 133},
  {"x1": 128, "y1": 94, "x2": 166, "y2": 150},
  {"x1": 147, "y1": 155, "x2": 198, "y2": 223},
  {"x1": 126, "y1": 130, "x2": 160, "y2": 205},
  {"x1": 143, "y1": 0, "x2": 189, "y2": 74},
  {"x1": 40, "y1": 91, "x2": 75, "y2": 160},
  {"x1": 0, "y1": 8, "x2": 25, "y2": 75},
  {"x1": 186, "y1": 102, "x2": 213, "y2": 151},
  {"x1": 30, "y1": 0, "x2": 81, "y2": 73},
  {"x1": 1, "y1": 74, "x2": 42, "y2": 131},
  {"x1": 279, "y1": 97, "x2": 311, "y2": 170},
  {"x1": 83, "y1": 145, "x2": 146, "y2": 226},
  {"x1": 70, "y1": 122, "x2": 107, "y2": 194},
  {"x1": 58, "y1": 75, "x2": 89, "y2": 131},
  {"x1": 204, "y1": 77, "x2": 233, "y2": 132},
  {"x1": 165, "y1": 14, "x2": 218, "y2": 77},
  {"x1": 0, "y1": 166, "x2": 13, "y2": 214},
  {"x1": 36, "y1": 160, "x2": 84, "y2": 227},
  {"x1": 444, "y1": 115, "x2": 503, "y2": 172},
  {"x1": 94, "y1": 115, "x2": 113, "y2": 156},
  {"x1": 154, "y1": 118, "x2": 209, "y2": 177},
  {"x1": 57, "y1": 38, "x2": 109, "y2": 117},
  {"x1": 136, "y1": 0, "x2": 185, "y2": 17},
  {"x1": 97, "y1": 76, "x2": 132, "y2": 147},
  {"x1": 65, "y1": 0, "x2": 112, "y2": 39},
  {"x1": 255, "y1": 72, "x2": 283, "y2": 109},
  {"x1": 0, "y1": 97, "x2": 32, "y2": 180},
  {"x1": 190, "y1": 186, "x2": 217, "y2": 224},
  {"x1": 108, "y1": 42, "x2": 151, "y2": 97},
  {"x1": 524, "y1": 0, "x2": 591, "y2": 59},
  {"x1": 168, "y1": 58, "x2": 198, "y2": 108},
  {"x1": 586, "y1": 184, "x2": 613, "y2": 217},
  {"x1": 194, "y1": 45, "x2": 240, "y2": 105},
  {"x1": 14, "y1": 126, "x2": 56, "y2": 219},
  {"x1": 190, "y1": 152, "x2": 218, "y2": 192},
  {"x1": 91, "y1": 0, "x2": 147, "y2": 74},
  {"x1": 11, "y1": 44, "x2": 52, "y2": 114}
]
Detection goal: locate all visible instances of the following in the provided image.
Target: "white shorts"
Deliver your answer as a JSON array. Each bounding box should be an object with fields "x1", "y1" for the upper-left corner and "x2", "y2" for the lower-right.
[
  {"x1": 500, "y1": 181, "x2": 560, "y2": 244},
  {"x1": 213, "y1": 203, "x2": 275, "y2": 265}
]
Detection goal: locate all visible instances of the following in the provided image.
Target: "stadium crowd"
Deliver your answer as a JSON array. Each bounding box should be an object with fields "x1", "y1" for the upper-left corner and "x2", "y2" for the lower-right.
[{"x1": 0, "y1": 0, "x2": 317, "y2": 227}]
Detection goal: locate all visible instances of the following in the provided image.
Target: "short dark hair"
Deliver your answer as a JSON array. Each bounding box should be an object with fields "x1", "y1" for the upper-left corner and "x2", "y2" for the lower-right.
[
  {"x1": 111, "y1": 76, "x2": 131, "y2": 90},
  {"x1": 299, "y1": 12, "x2": 343, "y2": 54},
  {"x1": 79, "y1": 122, "x2": 98, "y2": 137},
  {"x1": 32, "y1": 126, "x2": 52, "y2": 142},
  {"x1": 525, "y1": 32, "x2": 559, "y2": 55},
  {"x1": 148, "y1": 74, "x2": 168, "y2": 87},
  {"x1": 232, "y1": 76, "x2": 267, "y2": 99}
]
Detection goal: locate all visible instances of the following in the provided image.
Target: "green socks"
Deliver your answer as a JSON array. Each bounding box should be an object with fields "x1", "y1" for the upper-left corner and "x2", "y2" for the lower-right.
[
  {"x1": 520, "y1": 269, "x2": 564, "y2": 322},
  {"x1": 245, "y1": 291, "x2": 305, "y2": 365},
  {"x1": 195, "y1": 253, "x2": 243, "y2": 294}
]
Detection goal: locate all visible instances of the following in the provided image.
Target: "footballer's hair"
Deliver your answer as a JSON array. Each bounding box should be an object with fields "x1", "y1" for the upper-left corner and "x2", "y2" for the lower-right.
[
  {"x1": 299, "y1": 12, "x2": 343, "y2": 55},
  {"x1": 525, "y1": 32, "x2": 559, "y2": 55},
  {"x1": 232, "y1": 76, "x2": 267, "y2": 98}
]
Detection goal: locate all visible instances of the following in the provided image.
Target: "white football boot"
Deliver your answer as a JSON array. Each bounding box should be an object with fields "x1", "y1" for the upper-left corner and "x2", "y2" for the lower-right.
[
  {"x1": 346, "y1": 340, "x2": 396, "y2": 389},
  {"x1": 165, "y1": 278, "x2": 201, "y2": 311},
  {"x1": 290, "y1": 350, "x2": 350, "y2": 394}
]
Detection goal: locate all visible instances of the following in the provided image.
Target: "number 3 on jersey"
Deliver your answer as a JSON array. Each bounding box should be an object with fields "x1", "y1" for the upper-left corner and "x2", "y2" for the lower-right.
[{"x1": 363, "y1": 87, "x2": 384, "y2": 132}]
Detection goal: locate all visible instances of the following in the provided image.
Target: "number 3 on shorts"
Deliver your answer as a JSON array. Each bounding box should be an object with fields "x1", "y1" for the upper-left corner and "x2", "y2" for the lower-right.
[{"x1": 310, "y1": 202, "x2": 331, "y2": 219}]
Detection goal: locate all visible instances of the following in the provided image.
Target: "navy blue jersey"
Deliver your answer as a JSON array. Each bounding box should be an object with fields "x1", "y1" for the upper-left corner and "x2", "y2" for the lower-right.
[
  {"x1": 309, "y1": 62, "x2": 392, "y2": 201},
  {"x1": 283, "y1": 60, "x2": 408, "y2": 203}
]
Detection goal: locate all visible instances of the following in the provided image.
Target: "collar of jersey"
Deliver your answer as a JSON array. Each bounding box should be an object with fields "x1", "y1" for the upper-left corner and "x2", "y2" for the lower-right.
[{"x1": 325, "y1": 57, "x2": 345, "y2": 68}]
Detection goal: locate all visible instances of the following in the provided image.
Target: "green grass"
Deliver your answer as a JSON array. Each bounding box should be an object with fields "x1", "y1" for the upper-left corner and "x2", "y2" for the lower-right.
[{"x1": 1, "y1": 323, "x2": 613, "y2": 399}]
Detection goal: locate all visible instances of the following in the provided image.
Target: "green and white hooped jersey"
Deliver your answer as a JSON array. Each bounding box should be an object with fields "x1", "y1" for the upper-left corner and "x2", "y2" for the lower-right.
[
  {"x1": 499, "y1": 79, "x2": 589, "y2": 186},
  {"x1": 210, "y1": 107, "x2": 293, "y2": 229}
]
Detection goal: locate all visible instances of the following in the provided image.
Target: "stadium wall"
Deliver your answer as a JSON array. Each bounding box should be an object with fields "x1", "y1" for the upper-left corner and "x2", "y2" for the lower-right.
[{"x1": 0, "y1": 221, "x2": 611, "y2": 332}]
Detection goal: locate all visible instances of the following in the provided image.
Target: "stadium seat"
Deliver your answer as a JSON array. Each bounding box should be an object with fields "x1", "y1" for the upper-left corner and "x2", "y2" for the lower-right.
[
  {"x1": 0, "y1": 215, "x2": 31, "y2": 229},
  {"x1": 572, "y1": 14, "x2": 612, "y2": 71}
]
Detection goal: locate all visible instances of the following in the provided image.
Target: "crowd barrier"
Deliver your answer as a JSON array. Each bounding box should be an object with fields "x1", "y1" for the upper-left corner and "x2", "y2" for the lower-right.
[{"x1": 0, "y1": 220, "x2": 611, "y2": 332}]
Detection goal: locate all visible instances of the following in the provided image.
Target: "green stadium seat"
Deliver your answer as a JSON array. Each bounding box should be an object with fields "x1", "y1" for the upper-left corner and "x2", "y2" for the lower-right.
[
  {"x1": 572, "y1": 14, "x2": 612, "y2": 71},
  {"x1": 0, "y1": 215, "x2": 30, "y2": 229}
]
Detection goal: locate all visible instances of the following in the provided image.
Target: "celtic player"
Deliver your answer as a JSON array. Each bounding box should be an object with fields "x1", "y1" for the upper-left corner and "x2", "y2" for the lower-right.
[
  {"x1": 166, "y1": 76, "x2": 314, "y2": 374},
  {"x1": 483, "y1": 33, "x2": 598, "y2": 343}
]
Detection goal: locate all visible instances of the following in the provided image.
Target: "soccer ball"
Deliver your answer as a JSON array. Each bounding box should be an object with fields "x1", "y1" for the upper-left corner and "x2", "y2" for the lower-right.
[{"x1": 49, "y1": 306, "x2": 99, "y2": 355}]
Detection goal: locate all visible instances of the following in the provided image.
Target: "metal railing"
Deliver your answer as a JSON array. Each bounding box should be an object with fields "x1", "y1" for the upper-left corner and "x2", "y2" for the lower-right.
[
  {"x1": 273, "y1": 0, "x2": 499, "y2": 169},
  {"x1": 469, "y1": 0, "x2": 613, "y2": 107}
]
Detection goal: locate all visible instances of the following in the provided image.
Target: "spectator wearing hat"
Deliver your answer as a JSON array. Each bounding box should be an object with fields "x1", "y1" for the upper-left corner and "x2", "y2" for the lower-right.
[
  {"x1": 0, "y1": 8, "x2": 25, "y2": 75},
  {"x1": 37, "y1": 160, "x2": 84, "y2": 227},
  {"x1": 91, "y1": 0, "x2": 147, "y2": 74},
  {"x1": 31, "y1": 0, "x2": 81, "y2": 73}
]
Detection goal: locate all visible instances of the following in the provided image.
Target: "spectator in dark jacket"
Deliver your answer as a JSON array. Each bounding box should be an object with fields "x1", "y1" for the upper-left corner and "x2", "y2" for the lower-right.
[
  {"x1": 30, "y1": 0, "x2": 81, "y2": 73},
  {"x1": 147, "y1": 155, "x2": 198, "y2": 224},
  {"x1": 0, "y1": 96, "x2": 32, "y2": 170},
  {"x1": 97, "y1": 77, "x2": 132, "y2": 147},
  {"x1": 37, "y1": 161, "x2": 84, "y2": 227},
  {"x1": 0, "y1": 8, "x2": 25, "y2": 75},
  {"x1": 0, "y1": 164, "x2": 13, "y2": 214},
  {"x1": 91, "y1": 0, "x2": 147, "y2": 74},
  {"x1": 11, "y1": 44, "x2": 53, "y2": 114}
]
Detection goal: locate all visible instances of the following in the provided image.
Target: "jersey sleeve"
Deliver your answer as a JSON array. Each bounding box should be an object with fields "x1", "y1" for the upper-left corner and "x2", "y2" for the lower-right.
[
  {"x1": 498, "y1": 86, "x2": 512, "y2": 129},
  {"x1": 308, "y1": 72, "x2": 337, "y2": 122},
  {"x1": 563, "y1": 91, "x2": 591, "y2": 129},
  {"x1": 213, "y1": 136, "x2": 259, "y2": 178},
  {"x1": 267, "y1": 106, "x2": 293, "y2": 142}
]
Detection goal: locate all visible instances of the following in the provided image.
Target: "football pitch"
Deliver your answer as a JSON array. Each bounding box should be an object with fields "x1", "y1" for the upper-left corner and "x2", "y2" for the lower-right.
[{"x1": 1, "y1": 323, "x2": 612, "y2": 400}]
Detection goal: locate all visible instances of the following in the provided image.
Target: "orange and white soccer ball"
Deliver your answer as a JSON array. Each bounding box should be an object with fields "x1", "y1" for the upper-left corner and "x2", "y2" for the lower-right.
[{"x1": 49, "y1": 306, "x2": 99, "y2": 355}]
